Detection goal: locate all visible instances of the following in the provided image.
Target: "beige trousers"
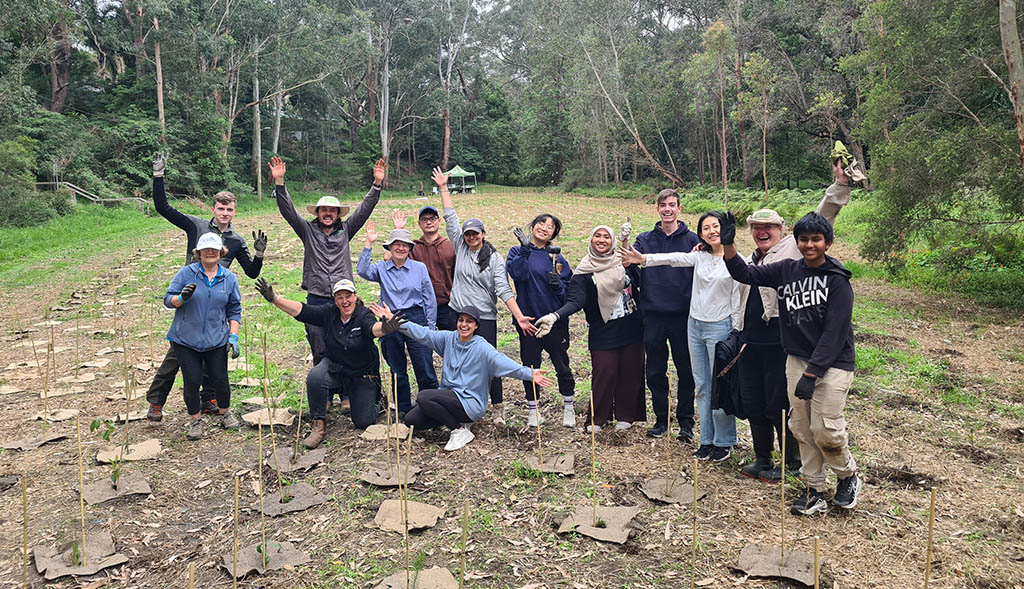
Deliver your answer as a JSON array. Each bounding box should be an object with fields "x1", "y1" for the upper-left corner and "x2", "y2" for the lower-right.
[{"x1": 785, "y1": 356, "x2": 857, "y2": 492}]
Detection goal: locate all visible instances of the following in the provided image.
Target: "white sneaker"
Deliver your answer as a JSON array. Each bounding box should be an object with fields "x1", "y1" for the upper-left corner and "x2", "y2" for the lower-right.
[
  {"x1": 527, "y1": 408, "x2": 544, "y2": 427},
  {"x1": 614, "y1": 421, "x2": 632, "y2": 431},
  {"x1": 491, "y1": 403, "x2": 505, "y2": 425},
  {"x1": 562, "y1": 406, "x2": 576, "y2": 427},
  {"x1": 585, "y1": 424, "x2": 602, "y2": 433},
  {"x1": 443, "y1": 426, "x2": 475, "y2": 451}
]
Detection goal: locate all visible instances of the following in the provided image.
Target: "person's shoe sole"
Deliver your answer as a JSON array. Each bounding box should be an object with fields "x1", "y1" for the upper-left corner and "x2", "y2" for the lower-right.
[
  {"x1": 646, "y1": 425, "x2": 668, "y2": 438},
  {"x1": 835, "y1": 477, "x2": 863, "y2": 510},
  {"x1": 711, "y1": 449, "x2": 732, "y2": 463}
]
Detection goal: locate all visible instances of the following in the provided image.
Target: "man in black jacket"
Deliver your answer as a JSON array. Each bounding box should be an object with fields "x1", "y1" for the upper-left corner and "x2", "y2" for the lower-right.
[
  {"x1": 722, "y1": 212, "x2": 860, "y2": 516},
  {"x1": 145, "y1": 154, "x2": 268, "y2": 422}
]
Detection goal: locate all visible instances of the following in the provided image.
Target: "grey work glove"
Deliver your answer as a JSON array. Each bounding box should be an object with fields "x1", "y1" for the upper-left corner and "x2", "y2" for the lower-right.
[
  {"x1": 254, "y1": 278, "x2": 276, "y2": 303},
  {"x1": 513, "y1": 227, "x2": 530, "y2": 248},
  {"x1": 153, "y1": 153, "x2": 168, "y2": 178},
  {"x1": 533, "y1": 313, "x2": 559, "y2": 338},
  {"x1": 252, "y1": 229, "x2": 268, "y2": 258},
  {"x1": 380, "y1": 311, "x2": 408, "y2": 335},
  {"x1": 179, "y1": 283, "x2": 196, "y2": 303}
]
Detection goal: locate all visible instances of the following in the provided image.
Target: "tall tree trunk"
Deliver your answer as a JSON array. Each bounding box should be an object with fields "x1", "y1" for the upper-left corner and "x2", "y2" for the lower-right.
[
  {"x1": 271, "y1": 88, "x2": 283, "y2": 154},
  {"x1": 252, "y1": 44, "x2": 262, "y2": 201},
  {"x1": 717, "y1": 57, "x2": 729, "y2": 205},
  {"x1": 761, "y1": 108, "x2": 768, "y2": 196},
  {"x1": 48, "y1": 16, "x2": 72, "y2": 113},
  {"x1": 735, "y1": 48, "x2": 752, "y2": 187},
  {"x1": 999, "y1": 0, "x2": 1024, "y2": 174},
  {"x1": 440, "y1": 105, "x2": 451, "y2": 171}
]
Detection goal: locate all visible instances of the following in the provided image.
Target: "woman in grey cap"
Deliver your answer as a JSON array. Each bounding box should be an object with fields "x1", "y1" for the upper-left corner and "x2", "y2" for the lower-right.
[{"x1": 431, "y1": 166, "x2": 536, "y2": 422}]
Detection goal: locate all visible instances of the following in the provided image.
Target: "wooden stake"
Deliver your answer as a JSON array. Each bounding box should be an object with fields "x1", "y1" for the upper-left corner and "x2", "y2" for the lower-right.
[
  {"x1": 813, "y1": 536, "x2": 820, "y2": 589},
  {"x1": 75, "y1": 415, "x2": 88, "y2": 566},
  {"x1": 403, "y1": 425, "x2": 415, "y2": 589},
  {"x1": 691, "y1": 458, "x2": 697, "y2": 589},
  {"x1": 393, "y1": 371, "x2": 401, "y2": 467},
  {"x1": 30, "y1": 333, "x2": 47, "y2": 415},
  {"x1": 75, "y1": 314, "x2": 81, "y2": 377},
  {"x1": 22, "y1": 476, "x2": 28, "y2": 587},
  {"x1": 260, "y1": 331, "x2": 285, "y2": 501},
  {"x1": 381, "y1": 347, "x2": 392, "y2": 470},
  {"x1": 153, "y1": 17, "x2": 166, "y2": 139},
  {"x1": 187, "y1": 563, "x2": 195, "y2": 588},
  {"x1": 258, "y1": 421, "x2": 268, "y2": 566},
  {"x1": 589, "y1": 384, "x2": 598, "y2": 526},
  {"x1": 459, "y1": 500, "x2": 468, "y2": 589},
  {"x1": 924, "y1": 487, "x2": 936, "y2": 589},
  {"x1": 292, "y1": 391, "x2": 303, "y2": 464},
  {"x1": 533, "y1": 375, "x2": 543, "y2": 466},
  {"x1": 233, "y1": 476, "x2": 239, "y2": 588},
  {"x1": 780, "y1": 409, "x2": 787, "y2": 566},
  {"x1": 665, "y1": 376, "x2": 673, "y2": 492}
]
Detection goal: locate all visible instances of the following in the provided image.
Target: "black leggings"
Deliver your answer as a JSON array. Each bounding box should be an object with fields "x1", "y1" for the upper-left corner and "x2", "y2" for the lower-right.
[
  {"x1": 403, "y1": 389, "x2": 471, "y2": 430},
  {"x1": 476, "y1": 318, "x2": 503, "y2": 404},
  {"x1": 516, "y1": 319, "x2": 574, "y2": 400},
  {"x1": 173, "y1": 343, "x2": 230, "y2": 416}
]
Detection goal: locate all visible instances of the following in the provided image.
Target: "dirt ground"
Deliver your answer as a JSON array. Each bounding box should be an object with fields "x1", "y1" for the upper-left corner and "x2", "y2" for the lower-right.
[{"x1": 0, "y1": 191, "x2": 1022, "y2": 588}]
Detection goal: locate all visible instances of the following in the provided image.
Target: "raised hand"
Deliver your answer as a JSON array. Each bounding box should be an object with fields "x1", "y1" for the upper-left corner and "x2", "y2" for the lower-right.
[
  {"x1": 431, "y1": 166, "x2": 448, "y2": 188},
  {"x1": 513, "y1": 227, "x2": 529, "y2": 248},
  {"x1": 618, "y1": 217, "x2": 632, "y2": 246},
  {"x1": 180, "y1": 283, "x2": 196, "y2": 302},
  {"x1": 254, "y1": 278, "x2": 276, "y2": 303},
  {"x1": 619, "y1": 245, "x2": 645, "y2": 267},
  {"x1": 365, "y1": 219, "x2": 378, "y2": 244},
  {"x1": 380, "y1": 310, "x2": 408, "y2": 335},
  {"x1": 268, "y1": 156, "x2": 286, "y2": 185},
  {"x1": 153, "y1": 153, "x2": 168, "y2": 178},
  {"x1": 720, "y1": 212, "x2": 736, "y2": 246},
  {"x1": 368, "y1": 301, "x2": 394, "y2": 320},
  {"x1": 391, "y1": 209, "x2": 407, "y2": 230},
  {"x1": 252, "y1": 229, "x2": 268, "y2": 257},
  {"x1": 373, "y1": 158, "x2": 388, "y2": 185}
]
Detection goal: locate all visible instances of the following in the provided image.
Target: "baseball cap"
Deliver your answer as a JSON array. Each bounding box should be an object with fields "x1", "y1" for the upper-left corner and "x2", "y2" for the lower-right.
[
  {"x1": 196, "y1": 232, "x2": 223, "y2": 250},
  {"x1": 461, "y1": 218, "x2": 485, "y2": 234},
  {"x1": 331, "y1": 279, "x2": 357, "y2": 294}
]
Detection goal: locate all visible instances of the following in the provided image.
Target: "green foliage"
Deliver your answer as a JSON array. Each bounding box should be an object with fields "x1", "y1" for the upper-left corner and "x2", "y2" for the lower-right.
[{"x1": 0, "y1": 136, "x2": 54, "y2": 227}]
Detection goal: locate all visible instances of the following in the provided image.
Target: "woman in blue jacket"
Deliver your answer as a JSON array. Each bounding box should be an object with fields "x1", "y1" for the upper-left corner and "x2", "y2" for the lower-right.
[{"x1": 164, "y1": 232, "x2": 242, "y2": 440}]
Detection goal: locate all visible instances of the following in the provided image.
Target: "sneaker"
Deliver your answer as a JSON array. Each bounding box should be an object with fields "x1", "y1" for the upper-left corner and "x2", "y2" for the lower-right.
[
  {"x1": 491, "y1": 403, "x2": 506, "y2": 425},
  {"x1": 186, "y1": 419, "x2": 204, "y2": 441},
  {"x1": 147, "y1": 403, "x2": 163, "y2": 422},
  {"x1": 791, "y1": 488, "x2": 829, "y2": 516},
  {"x1": 693, "y1": 445, "x2": 714, "y2": 460},
  {"x1": 200, "y1": 399, "x2": 219, "y2": 415},
  {"x1": 710, "y1": 446, "x2": 732, "y2": 462},
  {"x1": 562, "y1": 406, "x2": 576, "y2": 427},
  {"x1": 646, "y1": 423, "x2": 668, "y2": 438},
  {"x1": 443, "y1": 426, "x2": 475, "y2": 451},
  {"x1": 677, "y1": 429, "x2": 694, "y2": 444},
  {"x1": 758, "y1": 462, "x2": 801, "y2": 483},
  {"x1": 220, "y1": 410, "x2": 241, "y2": 430},
  {"x1": 614, "y1": 421, "x2": 632, "y2": 431},
  {"x1": 585, "y1": 424, "x2": 602, "y2": 433},
  {"x1": 526, "y1": 408, "x2": 544, "y2": 427},
  {"x1": 833, "y1": 473, "x2": 863, "y2": 510},
  {"x1": 740, "y1": 459, "x2": 773, "y2": 479}
]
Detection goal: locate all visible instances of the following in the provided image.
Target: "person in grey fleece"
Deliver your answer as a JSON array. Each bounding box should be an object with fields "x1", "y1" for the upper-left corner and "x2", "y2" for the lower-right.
[{"x1": 431, "y1": 166, "x2": 536, "y2": 420}]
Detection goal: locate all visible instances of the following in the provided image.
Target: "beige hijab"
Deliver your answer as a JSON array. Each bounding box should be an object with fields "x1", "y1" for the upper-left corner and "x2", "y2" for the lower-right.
[{"x1": 574, "y1": 225, "x2": 625, "y2": 323}]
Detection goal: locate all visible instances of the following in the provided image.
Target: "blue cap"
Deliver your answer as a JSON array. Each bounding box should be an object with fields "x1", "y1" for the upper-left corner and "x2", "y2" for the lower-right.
[{"x1": 418, "y1": 205, "x2": 440, "y2": 218}]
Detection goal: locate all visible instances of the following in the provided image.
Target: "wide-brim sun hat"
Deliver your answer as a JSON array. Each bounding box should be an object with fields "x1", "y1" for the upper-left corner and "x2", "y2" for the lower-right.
[
  {"x1": 306, "y1": 195, "x2": 350, "y2": 217},
  {"x1": 331, "y1": 279, "x2": 357, "y2": 295},
  {"x1": 383, "y1": 229, "x2": 415, "y2": 251},
  {"x1": 196, "y1": 232, "x2": 223, "y2": 250},
  {"x1": 746, "y1": 209, "x2": 785, "y2": 226}
]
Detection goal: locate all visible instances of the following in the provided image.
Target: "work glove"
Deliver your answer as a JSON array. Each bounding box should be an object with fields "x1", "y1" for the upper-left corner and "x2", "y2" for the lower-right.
[
  {"x1": 254, "y1": 278, "x2": 276, "y2": 303},
  {"x1": 794, "y1": 374, "x2": 817, "y2": 401},
  {"x1": 618, "y1": 217, "x2": 632, "y2": 245},
  {"x1": 830, "y1": 140, "x2": 853, "y2": 168},
  {"x1": 534, "y1": 313, "x2": 559, "y2": 338},
  {"x1": 153, "y1": 153, "x2": 168, "y2": 178},
  {"x1": 252, "y1": 230, "x2": 268, "y2": 258},
  {"x1": 720, "y1": 212, "x2": 737, "y2": 246},
  {"x1": 179, "y1": 283, "x2": 196, "y2": 303},
  {"x1": 513, "y1": 227, "x2": 530, "y2": 248},
  {"x1": 547, "y1": 270, "x2": 561, "y2": 289},
  {"x1": 380, "y1": 311, "x2": 408, "y2": 335},
  {"x1": 227, "y1": 333, "x2": 240, "y2": 359}
]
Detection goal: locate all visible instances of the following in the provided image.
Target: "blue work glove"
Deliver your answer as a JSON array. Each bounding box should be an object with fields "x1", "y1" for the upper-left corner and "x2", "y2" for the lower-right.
[
  {"x1": 794, "y1": 374, "x2": 817, "y2": 400},
  {"x1": 227, "y1": 333, "x2": 240, "y2": 359}
]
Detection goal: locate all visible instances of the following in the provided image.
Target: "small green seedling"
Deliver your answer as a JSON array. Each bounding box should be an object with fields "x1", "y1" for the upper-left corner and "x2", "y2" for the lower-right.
[
  {"x1": 90, "y1": 418, "x2": 115, "y2": 442},
  {"x1": 594, "y1": 518, "x2": 607, "y2": 529},
  {"x1": 256, "y1": 542, "x2": 280, "y2": 567},
  {"x1": 108, "y1": 456, "x2": 122, "y2": 490},
  {"x1": 70, "y1": 542, "x2": 82, "y2": 566}
]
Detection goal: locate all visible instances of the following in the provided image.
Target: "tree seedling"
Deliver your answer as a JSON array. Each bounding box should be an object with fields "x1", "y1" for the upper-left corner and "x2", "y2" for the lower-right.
[
  {"x1": 260, "y1": 330, "x2": 286, "y2": 503},
  {"x1": 594, "y1": 518, "x2": 607, "y2": 529}
]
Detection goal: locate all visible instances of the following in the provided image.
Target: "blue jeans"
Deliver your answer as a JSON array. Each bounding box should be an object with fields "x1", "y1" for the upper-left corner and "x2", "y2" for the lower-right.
[
  {"x1": 688, "y1": 316, "x2": 737, "y2": 447},
  {"x1": 380, "y1": 305, "x2": 438, "y2": 413}
]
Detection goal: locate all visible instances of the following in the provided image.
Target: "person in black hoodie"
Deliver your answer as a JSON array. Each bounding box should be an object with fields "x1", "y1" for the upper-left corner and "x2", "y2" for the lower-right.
[{"x1": 722, "y1": 212, "x2": 860, "y2": 516}]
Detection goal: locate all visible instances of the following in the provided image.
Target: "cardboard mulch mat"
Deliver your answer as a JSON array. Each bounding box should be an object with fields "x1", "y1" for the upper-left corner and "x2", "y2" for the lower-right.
[
  {"x1": 359, "y1": 462, "x2": 421, "y2": 487},
  {"x1": 260, "y1": 482, "x2": 327, "y2": 517},
  {"x1": 4, "y1": 360, "x2": 44, "y2": 371},
  {"x1": 220, "y1": 541, "x2": 310, "y2": 579},
  {"x1": 372, "y1": 567, "x2": 459, "y2": 589},
  {"x1": 227, "y1": 357, "x2": 253, "y2": 371},
  {"x1": 105, "y1": 389, "x2": 146, "y2": 401},
  {"x1": 373, "y1": 499, "x2": 444, "y2": 533},
  {"x1": 639, "y1": 477, "x2": 707, "y2": 505},
  {"x1": 0, "y1": 384, "x2": 25, "y2": 395},
  {"x1": 732, "y1": 542, "x2": 818, "y2": 587},
  {"x1": 6, "y1": 371, "x2": 37, "y2": 381},
  {"x1": 80, "y1": 358, "x2": 111, "y2": 369},
  {"x1": 0, "y1": 475, "x2": 19, "y2": 492},
  {"x1": 241, "y1": 408, "x2": 294, "y2": 427},
  {"x1": 240, "y1": 391, "x2": 282, "y2": 404},
  {"x1": 39, "y1": 387, "x2": 86, "y2": 399},
  {"x1": 58, "y1": 372, "x2": 96, "y2": 384},
  {"x1": 31, "y1": 409, "x2": 80, "y2": 422},
  {"x1": 80, "y1": 473, "x2": 152, "y2": 505},
  {"x1": 266, "y1": 447, "x2": 328, "y2": 473},
  {"x1": 557, "y1": 505, "x2": 642, "y2": 544},
  {"x1": 113, "y1": 410, "x2": 148, "y2": 423},
  {"x1": 360, "y1": 423, "x2": 410, "y2": 441},
  {"x1": 1, "y1": 431, "x2": 69, "y2": 451},
  {"x1": 524, "y1": 453, "x2": 575, "y2": 475},
  {"x1": 234, "y1": 378, "x2": 270, "y2": 388},
  {"x1": 32, "y1": 530, "x2": 129, "y2": 580},
  {"x1": 95, "y1": 438, "x2": 163, "y2": 463}
]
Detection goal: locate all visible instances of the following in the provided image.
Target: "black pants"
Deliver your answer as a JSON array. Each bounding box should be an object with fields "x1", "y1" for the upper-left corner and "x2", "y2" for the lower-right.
[
  {"x1": 145, "y1": 344, "x2": 217, "y2": 406},
  {"x1": 436, "y1": 303, "x2": 457, "y2": 331},
  {"x1": 516, "y1": 319, "x2": 574, "y2": 400},
  {"x1": 476, "y1": 318, "x2": 503, "y2": 404},
  {"x1": 173, "y1": 343, "x2": 230, "y2": 416},
  {"x1": 305, "y1": 293, "x2": 332, "y2": 365},
  {"x1": 403, "y1": 389, "x2": 471, "y2": 430},
  {"x1": 306, "y1": 359, "x2": 379, "y2": 428},
  {"x1": 643, "y1": 311, "x2": 696, "y2": 433},
  {"x1": 739, "y1": 341, "x2": 798, "y2": 463}
]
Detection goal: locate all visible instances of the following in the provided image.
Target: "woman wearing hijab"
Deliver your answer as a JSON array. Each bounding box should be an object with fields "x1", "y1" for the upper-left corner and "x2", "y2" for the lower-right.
[{"x1": 534, "y1": 226, "x2": 644, "y2": 431}]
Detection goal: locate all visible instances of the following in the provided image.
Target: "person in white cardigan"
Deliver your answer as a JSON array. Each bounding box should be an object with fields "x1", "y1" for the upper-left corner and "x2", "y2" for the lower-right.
[{"x1": 621, "y1": 211, "x2": 742, "y2": 462}]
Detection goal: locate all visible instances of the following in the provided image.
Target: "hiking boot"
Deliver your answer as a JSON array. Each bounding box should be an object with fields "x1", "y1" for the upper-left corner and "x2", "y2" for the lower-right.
[
  {"x1": 147, "y1": 403, "x2": 163, "y2": 422},
  {"x1": 443, "y1": 426, "x2": 475, "y2": 451},
  {"x1": 200, "y1": 399, "x2": 219, "y2": 415},
  {"x1": 791, "y1": 488, "x2": 829, "y2": 516},
  {"x1": 710, "y1": 446, "x2": 732, "y2": 463},
  {"x1": 304, "y1": 419, "x2": 327, "y2": 449},
  {"x1": 646, "y1": 423, "x2": 668, "y2": 438},
  {"x1": 186, "y1": 419, "x2": 204, "y2": 441},
  {"x1": 562, "y1": 406, "x2": 576, "y2": 427},
  {"x1": 833, "y1": 473, "x2": 863, "y2": 510},
  {"x1": 220, "y1": 410, "x2": 241, "y2": 430},
  {"x1": 693, "y1": 444, "x2": 714, "y2": 460},
  {"x1": 526, "y1": 408, "x2": 544, "y2": 427},
  {"x1": 338, "y1": 398, "x2": 351, "y2": 414},
  {"x1": 614, "y1": 421, "x2": 632, "y2": 431},
  {"x1": 740, "y1": 459, "x2": 773, "y2": 479},
  {"x1": 491, "y1": 403, "x2": 506, "y2": 425}
]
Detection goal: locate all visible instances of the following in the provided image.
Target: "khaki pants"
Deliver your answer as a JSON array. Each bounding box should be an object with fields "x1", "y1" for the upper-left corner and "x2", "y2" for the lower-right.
[{"x1": 785, "y1": 356, "x2": 856, "y2": 492}]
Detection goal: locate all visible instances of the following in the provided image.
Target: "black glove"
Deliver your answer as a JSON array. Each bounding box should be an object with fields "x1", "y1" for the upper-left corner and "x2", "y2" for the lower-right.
[
  {"x1": 720, "y1": 212, "x2": 736, "y2": 246},
  {"x1": 794, "y1": 374, "x2": 817, "y2": 400},
  {"x1": 380, "y1": 311, "x2": 408, "y2": 335},
  {"x1": 180, "y1": 283, "x2": 196, "y2": 303},
  {"x1": 254, "y1": 278, "x2": 276, "y2": 303},
  {"x1": 252, "y1": 229, "x2": 268, "y2": 257},
  {"x1": 513, "y1": 227, "x2": 529, "y2": 248},
  {"x1": 547, "y1": 270, "x2": 561, "y2": 289}
]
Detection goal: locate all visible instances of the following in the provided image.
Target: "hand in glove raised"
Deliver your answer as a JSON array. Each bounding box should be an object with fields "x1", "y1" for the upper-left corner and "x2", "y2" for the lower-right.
[
  {"x1": 179, "y1": 283, "x2": 196, "y2": 303},
  {"x1": 380, "y1": 311, "x2": 408, "y2": 335},
  {"x1": 252, "y1": 230, "x2": 268, "y2": 257},
  {"x1": 254, "y1": 278, "x2": 276, "y2": 303},
  {"x1": 719, "y1": 212, "x2": 737, "y2": 246},
  {"x1": 513, "y1": 227, "x2": 530, "y2": 248}
]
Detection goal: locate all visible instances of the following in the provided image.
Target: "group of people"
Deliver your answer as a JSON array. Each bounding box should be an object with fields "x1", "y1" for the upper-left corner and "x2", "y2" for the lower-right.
[{"x1": 146, "y1": 143, "x2": 864, "y2": 516}]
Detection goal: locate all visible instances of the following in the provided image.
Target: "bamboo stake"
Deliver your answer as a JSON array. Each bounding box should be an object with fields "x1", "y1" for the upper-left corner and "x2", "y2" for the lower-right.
[
  {"x1": 147, "y1": 297, "x2": 154, "y2": 362},
  {"x1": 75, "y1": 314, "x2": 81, "y2": 377},
  {"x1": 393, "y1": 372, "x2": 401, "y2": 467},
  {"x1": 691, "y1": 458, "x2": 698, "y2": 589},
  {"x1": 459, "y1": 500, "x2": 468, "y2": 589},
  {"x1": 533, "y1": 376, "x2": 543, "y2": 466},
  {"x1": 30, "y1": 333, "x2": 47, "y2": 416},
  {"x1": 665, "y1": 377, "x2": 673, "y2": 492},
  {"x1": 381, "y1": 347, "x2": 392, "y2": 470},
  {"x1": 233, "y1": 476, "x2": 239, "y2": 588},
  {"x1": 403, "y1": 425, "x2": 415, "y2": 589},
  {"x1": 292, "y1": 392, "x2": 303, "y2": 464},
  {"x1": 258, "y1": 421, "x2": 267, "y2": 565},
  {"x1": 589, "y1": 384, "x2": 598, "y2": 526},
  {"x1": 22, "y1": 477, "x2": 28, "y2": 587},
  {"x1": 924, "y1": 487, "x2": 936, "y2": 589},
  {"x1": 187, "y1": 563, "x2": 195, "y2": 588},
  {"x1": 76, "y1": 415, "x2": 88, "y2": 566},
  {"x1": 814, "y1": 536, "x2": 820, "y2": 589},
  {"x1": 780, "y1": 408, "x2": 787, "y2": 566},
  {"x1": 260, "y1": 331, "x2": 285, "y2": 501}
]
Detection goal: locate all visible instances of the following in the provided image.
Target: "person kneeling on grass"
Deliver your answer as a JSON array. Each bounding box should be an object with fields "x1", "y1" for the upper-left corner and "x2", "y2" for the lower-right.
[
  {"x1": 721, "y1": 212, "x2": 861, "y2": 515},
  {"x1": 254, "y1": 278, "x2": 405, "y2": 449},
  {"x1": 164, "y1": 233, "x2": 242, "y2": 441},
  {"x1": 369, "y1": 302, "x2": 553, "y2": 452}
]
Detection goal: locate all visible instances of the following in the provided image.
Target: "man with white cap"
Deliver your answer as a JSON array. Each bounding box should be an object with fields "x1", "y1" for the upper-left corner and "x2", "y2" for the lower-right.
[
  {"x1": 358, "y1": 222, "x2": 439, "y2": 416},
  {"x1": 268, "y1": 155, "x2": 387, "y2": 366},
  {"x1": 254, "y1": 277, "x2": 405, "y2": 449}
]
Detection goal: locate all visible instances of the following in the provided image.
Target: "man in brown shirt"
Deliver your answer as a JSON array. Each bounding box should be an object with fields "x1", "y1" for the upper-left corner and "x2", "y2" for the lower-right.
[{"x1": 392, "y1": 207, "x2": 457, "y2": 330}]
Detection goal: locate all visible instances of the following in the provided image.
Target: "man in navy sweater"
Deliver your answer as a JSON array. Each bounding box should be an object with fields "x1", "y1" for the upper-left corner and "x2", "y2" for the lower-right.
[{"x1": 630, "y1": 189, "x2": 701, "y2": 442}]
